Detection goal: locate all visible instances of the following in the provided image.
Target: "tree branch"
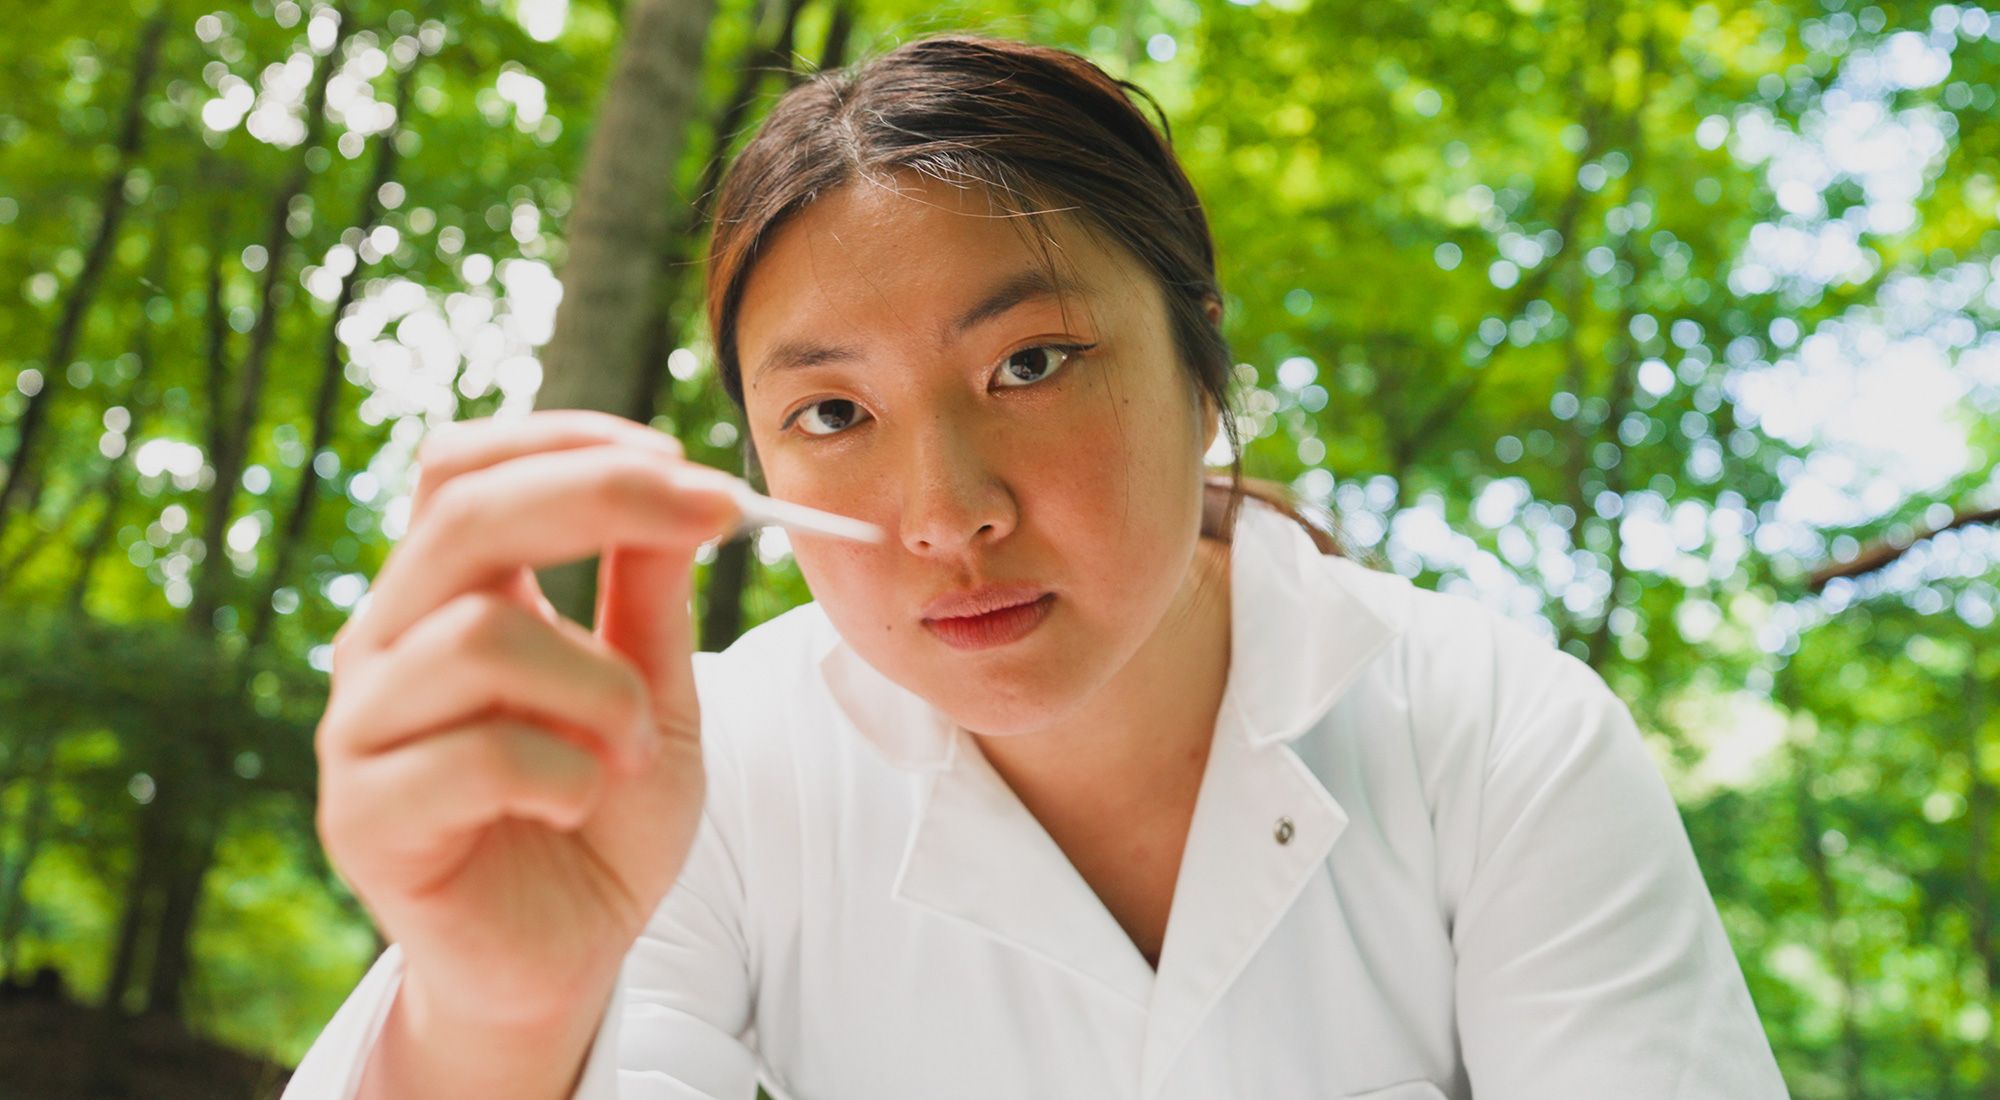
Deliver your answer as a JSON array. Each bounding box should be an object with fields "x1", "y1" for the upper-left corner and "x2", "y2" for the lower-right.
[{"x1": 1806, "y1": 503, "x2": 2000, "y2": 593}]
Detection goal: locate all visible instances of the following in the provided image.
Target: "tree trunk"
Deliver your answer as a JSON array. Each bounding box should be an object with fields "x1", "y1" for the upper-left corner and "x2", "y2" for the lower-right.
[
  {"x1": 667, "y1": 0, "x2": 828, "y2": 649},
  {"x1": 0, "y1": 734, "x2": 58, "y2": 979},
  {"x1": 1556, "y1": 261, "x2": 1592, "y2": 658},
  {"x1": 1580, "y1": 32, "x2": 1654, "y2": 673},
  {"x1": 532, "y1": 0, "x2": 724, "y2": 626},
  {"x1": 629, "y1": 0, "x2": 811, "y2": 429},
  {"x1": 66, "y1": 383, "x2": 150, "y2": 615},
  {"x1": 141, "y1": 802, "x2": 221, "y2": 1021},
  {"x1": 135, "y1": 9, "x2": 353, "y2": 1028},
  {"x1": 1780, "y1": 668, "x2": 1865, "y2": 1097},
  {"x1": 88, "y1": 753, "x2": 177, "y2": 1090},
  {"x1": 699, "y1": 535, "x2": 754, "y2": 651},
  {"x1": 248, "y1": 60, "x2": 415, "y2": 652},
  {"x1": 188, "y1": 4, "x2": 350, "y2": 636},
  {"x1": 815, "y1": 0, "x2": 856, "y2": 78},
  {"x1": 0, "y1": 10, "x2": 168, "y2": 541},
  {"x1": 103, "y1": 800, "x2": 168, "y2": 1015},
  {"x1": 134, "y1": 652, "x2": 244, "y2": 1023},
  {"x1": 108, "y1": 210, "x2": 239, "y2": 1025},
  {"x1": 1963, "y1": 668, "x2": 1999, "y2": 1099},
  {"x1": 1583, "y1": 276, "x2": 1639, "y2": 672},
  {"x1": 44, "y1": 219, "x2": 169, "y2": 610}
]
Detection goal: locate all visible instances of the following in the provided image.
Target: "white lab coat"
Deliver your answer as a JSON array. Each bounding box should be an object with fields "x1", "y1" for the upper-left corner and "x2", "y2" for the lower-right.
[{"x1": 282, "y1": 497, "x2": 1791, "y2": 1099}]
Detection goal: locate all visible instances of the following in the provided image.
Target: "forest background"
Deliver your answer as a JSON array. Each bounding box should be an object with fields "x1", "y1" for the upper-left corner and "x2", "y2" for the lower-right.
[{"x1": 1, "y1": 0, "x2": 1997, "y2": 1096}]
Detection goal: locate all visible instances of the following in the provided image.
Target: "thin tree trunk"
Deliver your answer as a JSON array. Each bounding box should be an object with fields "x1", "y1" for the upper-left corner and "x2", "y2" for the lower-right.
[
  {"x1": 136, "y1": 664, "x2": 234, "y2": 1022},
  {"x1": 89, "y1": 746, "x2": 174, "y2": 1088},
  {"x1": 1780, "y1": 666, "x2": 1865, "y2": 1097},
  {"x1": 1963, "y1": 669, "x2": 1999, "y2": 1099},
  {"x1": 532, "y1": 0, "x2": 725, "y2": 626},
  {"x1": 631, "y1": 0, "x2": 810, "y2": 428},
  {"x1": 24, "y1": 218, "x2": 172, "y2": 609},
  {"x1": 692, "y1": 0, "x2": 863, "y2": 648},
  {"x1": 97, "y1": 222, "x2": 193, "y2": 1008},
  {"x1": 103, "y1": 797, "x2": 168, "y2": 1015},
  {"x1": 698, "y1": 536, "x2": 753, "y2": 650},
  {"x1": 188, "y1": 5, "x2": 350, "y2": 636},
  {"x1": 142, "y1": 793, "x2": 221, "y2": 1020},
  {"x1": 1389, "y1": 34, "x2": 1605, "y2": 471},
  {"x1": 0, "y1": 734, "x2": 58, "y2": 979},
  {"x1": 0, "y1": 10, "x2": 169, "y2": 541},
  {"x1": 1580, "y1": 31, "x2": 1654, "y2": 673},
  {"x1": 1583, "y1": 272, "x2": 1638, "y2": 671},
  {"x1": 134, "y1": 10, "x2": 353, "y2": 1026},
  {"x1": 1556, "y1": 259, "x2": 1592, "y2": 657},
  {"x1": 248, "y1": 61, "x2": 415, "y2": 652},
  {"x1": 66, "y1": 387, "x2": 149, "y2": 616},
  {"x1": 815, "y1": 0, "x2": 855, "y2": 78}
]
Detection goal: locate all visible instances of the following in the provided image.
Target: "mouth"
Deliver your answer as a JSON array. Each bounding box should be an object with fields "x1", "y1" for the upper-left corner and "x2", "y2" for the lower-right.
[{"x1": 921, "y1": 592, "x2": 1057, "y2": 651}]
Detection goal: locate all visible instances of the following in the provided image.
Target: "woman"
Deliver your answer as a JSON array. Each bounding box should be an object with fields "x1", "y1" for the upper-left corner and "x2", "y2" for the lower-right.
[{"x1": 285, "y1": 33, "x2": 1789, "y2": 1100}]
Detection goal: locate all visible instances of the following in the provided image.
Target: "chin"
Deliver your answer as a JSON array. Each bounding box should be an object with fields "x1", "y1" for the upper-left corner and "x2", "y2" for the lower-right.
[
  {"x1": 939, "y1": 697, "x2": 1070, "y2": 738},
  {"x1": 922, "y1": 655, "x2": 1100, "y2": 737}
]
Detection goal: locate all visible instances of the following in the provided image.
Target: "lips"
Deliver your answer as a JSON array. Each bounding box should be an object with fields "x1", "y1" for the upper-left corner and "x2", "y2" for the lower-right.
[
  {"x1": 920, "y1": 582, "x2": 1052, "y2": 621},
  {"x1": 921, "y1": 592, "x2": 1057, "y2": 651}
]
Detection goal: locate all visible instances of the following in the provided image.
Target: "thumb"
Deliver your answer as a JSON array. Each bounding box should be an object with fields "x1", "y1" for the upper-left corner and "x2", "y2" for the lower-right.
[
  {"x1": 596, "y1": 463, "x2": 747, "y2": 733},
  {"x1": 597, "y1": 540, "x2": 708, "y2": 737}
]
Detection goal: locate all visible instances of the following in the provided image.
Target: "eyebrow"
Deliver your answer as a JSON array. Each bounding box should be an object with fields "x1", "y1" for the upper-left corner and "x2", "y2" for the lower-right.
[{"x1": 751, "y1": 267, "x2": 1089, "y2": 387}]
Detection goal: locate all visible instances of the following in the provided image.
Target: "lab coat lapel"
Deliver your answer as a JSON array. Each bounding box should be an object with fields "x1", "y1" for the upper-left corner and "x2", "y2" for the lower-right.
[
  {"x1": 814, "y1": 609, "x2": 1158, "y2": 1007},
  {"x1": 892, "y1": 729, "x2": 1161, "y2": 1008},
  {"x1": 1139, "y1": 718, "x2": 1344, "y2": 1096},
  {"x1": 1139, "y1": 501, "x2": 1406, "y2": 1097},
  {"x1": 810, "y1": 498, "x2": 1407, "y2": 1074}
]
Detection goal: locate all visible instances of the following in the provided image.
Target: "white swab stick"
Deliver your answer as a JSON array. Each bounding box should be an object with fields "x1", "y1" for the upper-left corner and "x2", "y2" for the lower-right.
[{"x1": 723, "y1": 481, "x2": 886, "y2": 544}]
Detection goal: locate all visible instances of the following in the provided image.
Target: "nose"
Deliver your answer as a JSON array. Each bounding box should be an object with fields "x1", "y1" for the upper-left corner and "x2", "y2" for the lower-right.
[{"x1": 897, "y1": 418, "x2": 1016, "y2": 557}]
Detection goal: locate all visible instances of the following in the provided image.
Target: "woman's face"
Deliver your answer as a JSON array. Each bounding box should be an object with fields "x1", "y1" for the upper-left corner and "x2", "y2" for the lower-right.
[{"x1": 734, "y1": 169, "x2": 1219, "y2": 737}]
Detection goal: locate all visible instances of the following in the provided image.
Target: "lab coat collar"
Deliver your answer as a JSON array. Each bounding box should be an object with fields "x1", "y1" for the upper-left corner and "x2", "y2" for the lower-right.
[
  {"x1": 807, "y1": 499, "x2": 1407, "y2": 1089},
  {"x1": 810, "y1": 496, "x2": 1405, "y2": 772}
]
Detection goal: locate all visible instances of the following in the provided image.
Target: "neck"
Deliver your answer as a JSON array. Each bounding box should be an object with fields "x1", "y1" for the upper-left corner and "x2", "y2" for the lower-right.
[{"x1": 974, "y1": 533, "x2": 1233, "y2": 822}]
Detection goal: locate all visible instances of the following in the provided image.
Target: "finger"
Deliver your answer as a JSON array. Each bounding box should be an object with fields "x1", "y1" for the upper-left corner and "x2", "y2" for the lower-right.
[
  {"x1": 348, "y1": 445, "x2": 745, "y2": 652},
  {"x1": 323, "y1": 591, "x2": 656, "y2": 775},
  {"x1": 335, "y1": 719, "x2": 604, "y2": 877},
  {"x1": 410, "y1": 414, "x2": 683, "y2": 622},
  {"x1": 596, "y1": 542, "x2": 703, "y2": 748},
  {"x1": 410, "y1": 409, "x2": 684, "y2": 527}
]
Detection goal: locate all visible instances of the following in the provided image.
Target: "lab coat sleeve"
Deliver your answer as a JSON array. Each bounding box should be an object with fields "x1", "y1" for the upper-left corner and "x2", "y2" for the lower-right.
[
  {"x1": 1449, "y1": 642, "x2": 1790, "y2": 1098},
  {"x1": 281, "y1": 725, "x2": 761, "y2": 1099}
]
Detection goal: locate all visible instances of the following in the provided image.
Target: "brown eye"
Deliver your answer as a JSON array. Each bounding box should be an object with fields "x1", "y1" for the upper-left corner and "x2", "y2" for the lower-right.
[
  {"x1": 783, "y1": 341, "x2": 1097, "y2": 442},
  {"x1": 994, "y1": 342, "x2": 1093, "y2": 388},
  {"x1": 792, "y1": 398, "x2": 868, "y2": 437}
]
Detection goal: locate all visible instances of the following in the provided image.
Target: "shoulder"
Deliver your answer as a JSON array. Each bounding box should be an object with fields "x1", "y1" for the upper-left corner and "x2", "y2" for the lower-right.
[
  {"x1": 1307, "y1": 554, "x2": 1629, "y2": 807},
  {"x1": 1322, "y1": 553, "x2": 1609, "y2": 729},
  {"x1": 1306, "y1": 557, "x2": 1649, "y2": 915}
]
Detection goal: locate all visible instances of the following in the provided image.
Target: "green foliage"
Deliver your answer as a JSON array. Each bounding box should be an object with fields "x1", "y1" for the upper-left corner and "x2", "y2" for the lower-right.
[{"x1": 0, "y1": 0, "x2": 1995, "y2": 1093}]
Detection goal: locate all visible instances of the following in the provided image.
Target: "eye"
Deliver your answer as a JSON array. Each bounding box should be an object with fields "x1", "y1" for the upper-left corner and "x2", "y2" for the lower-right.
[
  {"x1": 780, "y1": 341, "x2": 1099, "y2": 441},
  {"x1": 787, "y1": 397, "x2": 869, "y2": 438},
  {"x1": 992, "y1": 341, "x2": 1096, "y2": 389}
]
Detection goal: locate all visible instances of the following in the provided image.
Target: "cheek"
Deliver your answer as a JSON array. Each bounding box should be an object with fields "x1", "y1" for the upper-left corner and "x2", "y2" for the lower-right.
[
  {"x1": 791, "y1": 542, "x2": 898, "y2": 634},
  {"x1": 1048, "y1": 357, "x2": 1202, "y2": 501}
]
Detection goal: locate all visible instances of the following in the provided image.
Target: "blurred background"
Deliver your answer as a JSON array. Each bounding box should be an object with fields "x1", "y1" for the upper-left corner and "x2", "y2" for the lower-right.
[{"x1": 0, "y1": 0, "x2": 1996, "y2": 1095}]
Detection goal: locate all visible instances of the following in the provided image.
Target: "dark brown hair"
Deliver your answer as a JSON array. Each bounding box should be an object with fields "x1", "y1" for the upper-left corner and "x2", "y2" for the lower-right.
[{"x1": 702, "y1": 32, "x2": 1351, "y2": 558}]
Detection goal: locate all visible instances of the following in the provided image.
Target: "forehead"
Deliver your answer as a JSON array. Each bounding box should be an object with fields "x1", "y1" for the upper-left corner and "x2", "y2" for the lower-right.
[{"x1": 734, "y1": 171, "x2": 1133, "y2": 365}]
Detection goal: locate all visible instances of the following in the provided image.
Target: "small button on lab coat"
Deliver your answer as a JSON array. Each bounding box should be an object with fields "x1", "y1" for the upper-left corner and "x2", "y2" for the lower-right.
[{"x1": 282, "y1": 498, "x2": 1791, "y2": 1100}]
